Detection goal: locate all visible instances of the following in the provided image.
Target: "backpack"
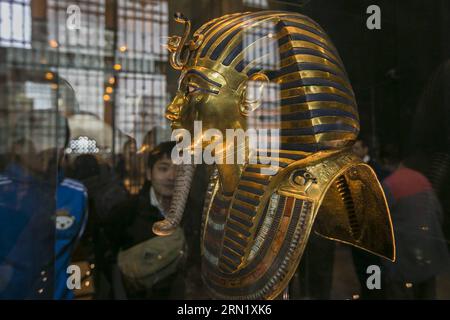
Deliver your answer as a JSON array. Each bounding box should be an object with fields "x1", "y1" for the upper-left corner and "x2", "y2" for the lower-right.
[{"x1": 117, "y1": 226, "x2": 185, "y2": 292}]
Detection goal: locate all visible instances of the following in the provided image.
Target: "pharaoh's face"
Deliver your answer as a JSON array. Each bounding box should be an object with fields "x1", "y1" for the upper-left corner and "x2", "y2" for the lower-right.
[{"x1": 165, "y1": 66, "x2": 247, "y2": 151}]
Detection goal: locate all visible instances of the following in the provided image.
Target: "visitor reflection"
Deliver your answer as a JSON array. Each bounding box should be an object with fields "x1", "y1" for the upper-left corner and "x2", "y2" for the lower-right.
[
  {"x1": 380, "y1": 60, "x2": 450, "y2": 299},
  {"x1": 116, "y1": 138, "x2": 146, "y2": 196},
  {"x1": 68, "y1": 151, "x2": 133, "y2": 299},
  {"x1": 406, "y1": 60, "x2": 450, "y2": 253},
  {"x1": 381, "y1": 163, "x2": 449, "y2": 299},
  {"x1": 0, "y1": 109, "x2": 87, "y2": 299},
  {"x1": 352, "y1": 139, "x2": 389, "y2": 180},
  {"x1": 114, "y1": 141, "x2": 186, "y2": 299}
]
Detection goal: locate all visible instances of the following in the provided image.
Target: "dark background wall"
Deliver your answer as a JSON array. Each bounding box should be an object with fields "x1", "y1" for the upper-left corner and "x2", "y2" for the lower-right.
[{"x1": 168, "y1": 0, "x2": 450, "y2": 159}]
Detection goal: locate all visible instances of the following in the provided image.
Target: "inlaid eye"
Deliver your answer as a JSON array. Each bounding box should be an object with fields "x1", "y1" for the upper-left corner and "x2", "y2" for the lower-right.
[{"x1": 187, "y1": 85, "x2": 197, "y2": 93}]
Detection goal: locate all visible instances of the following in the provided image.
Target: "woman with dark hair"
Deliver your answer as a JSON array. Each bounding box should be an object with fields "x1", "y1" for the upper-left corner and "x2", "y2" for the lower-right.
[
  {"x1": 405, "y1": 60, "x2": 450, "y2": 249},
  {"x1": 380, "y1": 60, "x2": 450, "y2": 299}
]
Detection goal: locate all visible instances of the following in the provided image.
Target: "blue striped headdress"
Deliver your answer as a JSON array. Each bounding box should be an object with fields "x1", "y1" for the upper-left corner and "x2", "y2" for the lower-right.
[{"x1": 177, "y1": 11, "x2": 359, "y2": 153}]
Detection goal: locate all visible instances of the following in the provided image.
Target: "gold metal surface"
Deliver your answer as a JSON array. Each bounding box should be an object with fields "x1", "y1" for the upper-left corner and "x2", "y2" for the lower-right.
[{"x1": 162, "y1": 10, "x2": 395, "y2": 300}]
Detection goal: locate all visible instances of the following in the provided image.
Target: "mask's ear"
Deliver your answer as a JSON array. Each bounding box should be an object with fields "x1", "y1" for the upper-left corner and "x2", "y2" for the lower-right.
[{"x1": 239, "y1": 73, "x2": 270, "y2": 116}]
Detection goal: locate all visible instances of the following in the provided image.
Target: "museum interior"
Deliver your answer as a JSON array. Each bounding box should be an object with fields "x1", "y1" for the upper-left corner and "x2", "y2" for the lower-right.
[{"x1": 0, "y1": 0, "x2": 449, "y2": 300}]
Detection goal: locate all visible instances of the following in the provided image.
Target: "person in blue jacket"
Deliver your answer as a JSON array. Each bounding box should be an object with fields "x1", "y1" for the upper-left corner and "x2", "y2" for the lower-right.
[{"x1": 0, "y1": 108, "x2": 87, "y2": 300}]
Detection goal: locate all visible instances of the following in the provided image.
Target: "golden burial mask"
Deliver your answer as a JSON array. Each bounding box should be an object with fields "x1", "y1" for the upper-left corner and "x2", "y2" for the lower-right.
[{"x1": 153, "y1": 11, "x2": 395, "y2": 300}]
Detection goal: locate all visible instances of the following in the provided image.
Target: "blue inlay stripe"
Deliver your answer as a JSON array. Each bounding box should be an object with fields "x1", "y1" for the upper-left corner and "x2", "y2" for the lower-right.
[
  {"x1": 201, "y1": 11, "x2": 275, "y2": 58},
  {"x1": 235, "y1": 192, "x2": 260, "y2": 206},
  {"x1": 247, "y1": 67, "x2": 263, "y2": 76},
  {"x1": 280, "y1": 78, "x2": 353, "y2": 97},
  {"x1": 279, "y1": 19, "x2": 327, "y2": 38},
  {"x1": 267, "y1": 62, "x2": 347, "y2": 80},
  {"x1": 200, "y1": 13, "x2": 245, "y2": 36},
  {"x1": 278, "y1": 34, "x2": 338, "y2": 57},
  {"x1": 223, "y1": 239, "x2": 245, "y2": 256},
  {"x1": 280, "y1": 143, "x2": 333, "y2": 152},
  {"x1": 245, "y1": 166, "x2": 269, "y2": 174},
  {"x1": 210, "y1": 28, "x2": 241, "y2": 60},
  {"x1": 234, "y1": 60, "x2": 245, "y2": 72},
  {"x1": 227, "y1": 219, "x2": 252, "y2": 237},
  {"x1": 279, "y1": 14, "x2": 324, "y2": 32},
  {"x1": 221, "y1": 247, "x2": 241, "y2": 264},
  {"x1": 186, "y1": 69, "x2": 222, "y2": 88},
  {"x1": 280, "y1": 48, "x2": 342, "y2": 70},
  {"x1": 281, "y1": 93, "x2": 355, "y2": 108},
  {"x1": 199, "y1": 15, "x2": 248, "y2": 57},
  {"x1": 237, "y1": 184, "x2": 265, "y2": 196},
  {"x1": 222, "y1": 190, "x2": 234, "y2": 197},
  {"x1": 219, "y1": 13, "x2": 286, "y2": 65},
  {"x1": 240, "y1": 174, "x2": 270, "y2": 185},
  {"x1": 232, "y1": 202, "x2": 257, "y2": 217},
  {"x1": 277, "y1": 152, "x2": 307, "y2": 160},
  {"x1": 223, "y1": 41, "x2": 244, "y2": 66},
  {"x1": 235, "y1": 42, "x2": 275, "y2": 72},
  {"x1": 229, "y1": 213, "x2": 253, "y2": 228},
  {"x1": 280, "y1": 123, "x2": 359, "y2": 136},
  {"x1": 220, "y1": 257, "x2": 237, "y2": 270},
  {"x1": 280, "y1": 108, "x2": 358, "y2": 121}
]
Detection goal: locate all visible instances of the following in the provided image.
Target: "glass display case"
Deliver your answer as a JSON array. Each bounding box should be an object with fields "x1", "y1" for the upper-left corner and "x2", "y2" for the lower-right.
[{"x1": 0, "y1": 0, "x2": 449, "y2": 300}]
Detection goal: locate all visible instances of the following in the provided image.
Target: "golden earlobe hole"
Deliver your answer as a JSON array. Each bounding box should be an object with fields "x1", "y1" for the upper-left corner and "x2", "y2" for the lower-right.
[{"x1": 239, "y1": 72, "x2": 270, "y2": 116}]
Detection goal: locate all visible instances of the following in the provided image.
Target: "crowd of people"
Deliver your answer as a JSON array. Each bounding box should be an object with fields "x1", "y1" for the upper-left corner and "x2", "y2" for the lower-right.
[{"x1": 1, "y1": 60, "x2": 450, "y2": 300}]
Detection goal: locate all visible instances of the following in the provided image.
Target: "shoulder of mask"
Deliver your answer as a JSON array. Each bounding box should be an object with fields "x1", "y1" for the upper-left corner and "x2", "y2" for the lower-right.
[
  {"x1": 275, "y1": 149, "x2": 359, "y2": 193},
  {"x1": 274, "y1": 150, "x2": 395, "y2": 262}
]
